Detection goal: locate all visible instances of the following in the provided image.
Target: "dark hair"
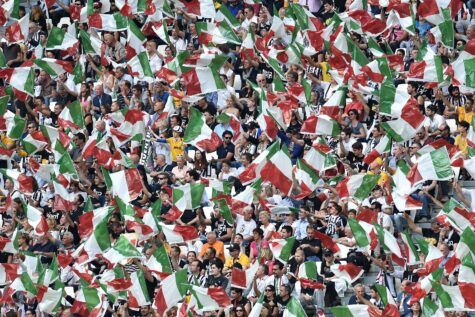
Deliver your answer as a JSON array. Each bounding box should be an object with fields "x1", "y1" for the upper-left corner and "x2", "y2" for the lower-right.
[
  {"x1": 343, "y1": 127, "x2": 352, "y2": 136},
  {"x1": 281, "y1": 225, "x2": 293, "y2": 235},
  {"x1": 275, "y1": 261, "x2": 285, "y2": 270},
  {"x1": 75, "y1": 132, "x2": 86, "y2": 142},
  {"x1": 222, "y1": 130, "x2": 233, "y2": 138},
  {"x1": 132, "y1": 84, "x2": 142, "y2": 93},
  {"x1": 211, "y1": 259, "x2": 223, "y2": 271},
  {"x1": 427, "y1": 105, "x2": 437, "y2": 113},
  {"x1": 187, "y1": 169, "x2": 201, "y2": 181},
  {"x1": 460, "y1": 120, "x2": 470, "y2": 131},
  {"x1": 371, "y1": 201, "x2": 382, "y2": 211},
  {"x1": 252, "y1": 227, "x2": 264, "y2": 238},
  {"x1": 192, "y1": 259, "x2": 204, "y2": 271},
  {"x1": 352, "y1": 142, "x2": 363, "y2": 150}
]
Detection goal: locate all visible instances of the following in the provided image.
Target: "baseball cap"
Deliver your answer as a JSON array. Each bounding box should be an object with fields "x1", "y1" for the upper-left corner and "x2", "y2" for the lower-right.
[{"x1": 228, "y1": 243, "x2": 240, "y2": 252}]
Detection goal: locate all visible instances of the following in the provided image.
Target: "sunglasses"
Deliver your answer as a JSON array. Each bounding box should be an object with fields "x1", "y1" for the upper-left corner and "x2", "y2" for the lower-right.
[
  {"x1": 158, "y1": 177, "x2": 167, "y2": 180},
  {"x1": 265, "y1": 289, "x2": 273, "y2": 292},
  {"x1": 224, "y1": 137, "x2": 232, "y2": 140}
]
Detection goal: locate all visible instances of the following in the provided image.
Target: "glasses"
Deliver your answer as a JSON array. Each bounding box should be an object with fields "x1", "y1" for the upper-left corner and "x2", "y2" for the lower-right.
[
  {"x1": 265, "y1": 289, "x2": 273, "y2": 292},
  {"x1": 224, "y1": 137, "x2": 231, "y2": 140},
  {"x1": 236, "y1": 309, "x2": 243, "y2": 312}
]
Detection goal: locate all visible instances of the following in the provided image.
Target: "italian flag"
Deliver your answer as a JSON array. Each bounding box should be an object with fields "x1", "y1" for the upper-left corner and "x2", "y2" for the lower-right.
[
  {"x1": 269, "y1": 237, "x2": 296, "y2": 263},
  {"x1": 52, "y1": 175, "x2": 76, "y2": 211},
  {"x1": 153, "y1": 268, "x2": 189, "y2": 315},
  {"x1": 1, "y1": 111, "x2": 26, "y2": 140},
  {"x1": 239, "y1": 142, "x2": 279, "y2": 185},
  {"x1": 294, "y1": 158, "x2": 320, "y2": 199},
  {"x1": 189, "y1": 285, "x2": 232, "y2": 312},
  {"x1": 330, "y1": 262, "x2": 364, "y2": 284},
  {"x1": 231, "y1": 260, "x2": 259, "y2": 290},
  {"x1": 178, "y1": 0, "x2": 216, "y2": 19},
  {"x1": 445, "y1": 227, "x2": 475, "y2": 274},
  {"x1": 161, "y1": 224, "x2": 198, "y2": 244},
  {"x1": 331, "y1": 304, "x2": 382, "y2": 317},
  {"x1": 303, "y1": 142, "x2": 337, "y2": 172},
  {"x1": 145, "y1": 244, "x2": 173, "y2": 279},
  {"x1": 128, "y1": 270, "x2": 150, "y2": 308},
  {"x1": 231, "y1": 184, "x2": 256, "y2": 214},
  {"x1": 5, "y1": 13, "x2": 29, "y2": 43},
  {"x1": 361, "y1": 57, "x2": 392, "y2": 83},
  {"x1": 0, "y1": 0, "x2": 18, "y2": 25},
  {"x1": 441, "y1": 198, "x2": 475, "y2": 232},
  {"x1": 127, "y1": 51, "x2": 154, "y2": 79},
  {"x1": 374, "y1": 284, "x2": 399, "y2": 317},
  {"x1": 407, "y1": 55, "x2": 444, "y2": 83},
  {"x1": 0, "y1": 67, "x2": 34, "y2": 96},
  {"x1": 151, "y1": 21, "x2": 171, "y2": 45},
  {"x1": 103, "y1": 235, "x2": 141, "y2": 264},
  {"x1": 451, "y1": 49, "x2": 475, "y2": 88},
  {"x1": 249, "y1": 293, "x2": 265, "y2": 317},
  {"x1": 184, "y1": 107, "x2": 222, "y2": 152},
  {"x1": 381, "y1": 116, "x2": 425, "y2": 142},
  {"x1": 301, "y1": 114, "x2": 340, "y2": 137},
  {"x1": 58, "y1": 100, "x2": 85, "y2": 131},
  {"x1": 71, "y1": 286, "x2": 104, "y2": 317},
  {"x1": 79, "y1": 29, "x2": 105, "y2": 59},
  {"x1": 88, "y1": 13, "x2": 128, "y2": 31},
  {"x1": 260, "y1": 143, "x2": 294, "y2": 196},
  {"x1": 298, "y1": 261, "x2": 321, "y2": 281},
  {"x1": 106, "y1": 168, "x2": 143, "y2": 203},
  {"x1": 37, "y1": 286, "x2": 62, "y2": 314},
  {"x1": 126, "y1": 18, "x2": 146, "y2": 60},
  {"x1": 182, "y1": 63, "x2": 226, "y2": 96},
  {"x1": 196, "y1": 21, "x2": 242, "y2": 45},
  {"x1": 379, "y1": 80, "x2": 414, "y2": 117},
  {"x1": 83, "y1": 220, "x2": 111, "y2": 258},
  {"x1": 363, "y1": 136, "x2": 392, "y2": 165},
  {"x1": 336, "y1": 173, "x2": 380, "y2": 201},
  {"x1": 415, "y1": 237, "x2": 444, "y2": 275},
  {"x1": 45, "y1": 26, "x2": 79, "y2": 55},
  {"x1": 374, "y1": 223, "x2": 405, "y2": 266},
  {"x1": 417, "y1": 0, "x2": 445, "y2": 25},
  {"x1": 110, "y1": 109, "x2": 146, "y2": 145},
  {"x1": 82, "y1": 136, "x2": 112, "y2": 167},
  {"x1": 319, "y1": 86, "x2": 346, "y2": 120},
  {"x1": 115, "y1": 0, "x2": 148, "y2": 16},
  {"x1": 173, "y1": 183, "x2": 205, "y2": 211},
  {"x1": 33, "y1": 58, "x2": 74, "y2": 77},
  {"x1": 348, "y1": 218, "x2": 378, "y2": 252},
  {"x1": 422, "y1": 297, "x2": 445, "y2": 317},
  {"x1": 407, "y1": 268, "x2": 443, "y2": 303},
  {"x1": 430, "y1": 8, "x2": 454, "y2": 48},
  {"x1": 407, "y1": 147, "x2": 453, "y2": 186},
  {"x1": 216, "y1": 112, "x2": 242, "y2": 141},
  {"x1": 0, "y1": 169, "x2": 34, "y2": 193},
  {"x1": 26, "y1": 205, "x2": 49, "y2": 236},
  {"x1": 0, "y1": 263, "x2": 19, "y2": 284},
  {"x1": 283, "y1": 297, "x2": 308, "y2": 317},
  {"x1": 40, "y1": 125, "x2": 70, "y2": 149},
  {"x1": 432, "y1": 279, "x2": 475, "y2": 311},
  {"x1": 22, "y1": 130, "x2": 48, "y2": 155},
  {"x1": 400, "y1": 231, "x2": 420, "y2": 266}
]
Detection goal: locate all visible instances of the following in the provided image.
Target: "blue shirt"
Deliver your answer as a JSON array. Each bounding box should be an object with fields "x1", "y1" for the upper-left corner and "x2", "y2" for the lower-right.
[{"x1": 294, "y1": 218, "x2": 309, "y2": 241}]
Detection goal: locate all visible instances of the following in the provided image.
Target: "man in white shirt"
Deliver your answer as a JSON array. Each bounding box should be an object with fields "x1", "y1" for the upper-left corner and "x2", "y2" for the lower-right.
[
  {"x1": 235, "y1": 206, "x2": 257, "y2": 243},
  {"x1": 424, "y1": 104, "x2": 446, "y2": 138},
  {"x1": 146, "y1": 40, "x2": 163, "y2": 73}
]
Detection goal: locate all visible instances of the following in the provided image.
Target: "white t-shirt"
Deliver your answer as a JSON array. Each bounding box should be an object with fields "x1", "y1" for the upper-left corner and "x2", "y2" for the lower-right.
[
  {"x1": 235, "y1": 214, "x2": 257, "y2": 239},
  {"x1": 424, "y1": 114, "x2": 446, "y2": 133}
]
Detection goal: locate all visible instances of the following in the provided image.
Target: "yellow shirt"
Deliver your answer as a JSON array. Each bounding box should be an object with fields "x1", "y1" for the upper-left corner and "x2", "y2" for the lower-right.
[
  {"x1": 455, "y1": 134, "x2": 468, "y2": 155},
  {"x1": 1, "y1": 134, "x2": 14, "y2": 148},
  {"x1": 321, "y1": 62, "x2": 332, "y2": 82},
  {"x1": 224, "y1": 253, "x2": 250, "y2": 270},
  {"x1": 457, "y1": 106, "x2": 474, "y2": 124},
  {"x1": 167, "y1": 137, "x2": 185, "y2": 162}
]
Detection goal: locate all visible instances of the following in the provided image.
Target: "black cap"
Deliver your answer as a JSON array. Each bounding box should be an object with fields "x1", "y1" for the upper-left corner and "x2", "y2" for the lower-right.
[{"x1": 228, "y1": 243, "x2": 240, "y2": 252}]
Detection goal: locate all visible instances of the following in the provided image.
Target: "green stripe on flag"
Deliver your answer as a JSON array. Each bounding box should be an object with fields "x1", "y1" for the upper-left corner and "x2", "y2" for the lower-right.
[
  {"x1": 353, "y1": 174, "x2": 380, "y2": 201},
  {"x1": 279, "y1": 237, "x2": 296, "y2": 263},
  {"x1": 465, "y1": 58, "x2": 475, "y2": 88},
  {"x1": 112, "y1": 235, "x2": 141, "y2": 257},
  {"x1": 128, "y1": 18, "x2": 146, "y2": 42},
  {"x1": 46, "y1": 27, "x2": 65, "y2": 48},
  {"x1": 34, "y1": 60, "x2": 59, "y2": 77},
  {"x1": 67, "y1": 100, "x2": 85, "y2": 128},
  {"x1": 423, "y1": 297, "x2": 441, "y2": 317},
  {"x1": 137, "y1": 52, "x2": 154, "y2": 77},
  {"x1": 348, "y1": 218, "x2": 370, "y2": 248},
  {"x1": 430, "y1": 147, "x2": 452, "y2": 179},
  {"x1": 94, "y1": 220, "x2": 112, "y2": 251},
  {"x1": 112, "y1": 13, "x2": 128, "y2": 29},
  {"x1": 9, "y1": 115, "x2": 26, "y2": 139},
  {"x1": 285, "y1": 297, "x2": 307, "y2": 317},
  {"x1": 302, "y1": 261, "x2": 318, "y2": 279},
  {"x1": 83, "y1": 287, "x2": 101, "y2": 312}
]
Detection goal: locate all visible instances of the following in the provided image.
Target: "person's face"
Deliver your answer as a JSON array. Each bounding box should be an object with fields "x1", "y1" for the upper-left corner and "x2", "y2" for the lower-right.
[
  {"x1": 355, "y1": 286, "x2": 365, "y2": 296},
  {"x1": 279, "y1": 286, "x2": 288, "y2": 296},
  {"x1": 306, "y1": 227, "x2": 314, "y2": 238},
  {"x1": 299, "y1": 209, "x2": 308, "y2": 219},
  {"x1": 211, "y1": 264, "x2": 219, "y2": 276},
  {"x1": 207, "y1": 233, "x2": 216, "y2": 243},
  {"x1": 409, "y1": 144, "x2": 420, "y2": 155},
  {"x1": 187, "y1": 252, "x2": 196, "y2": 263},
  {"x1": 245, "y1": 8, "x2": 253, "y2": 18},
  {"x1": 294, "y1": 251, "x2": 304, "y2": 263},
  {"x1": 244, "y1": 210, "x2": 252, "y2": 220},
  {"x1": 188, "y1": 261, "x2": 197, "y2": 273},
  {"x1": 281, "y1": 228, "x2": 291, "y2": 238},
  {"x1": 230, "y1": 290, "x2": 239, "y2": 299},
  {"x1": 273, "y1": 266, "x2": 281, "y2": 276},
  {"x1": 140, "y1": 306, "x2": 150, "y2": 316},
  {"x1": 370, "y1": 289, "x2": 377, "y2": 298}
]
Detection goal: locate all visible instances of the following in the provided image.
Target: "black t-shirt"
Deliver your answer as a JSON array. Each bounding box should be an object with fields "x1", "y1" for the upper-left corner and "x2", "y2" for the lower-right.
[
  {"x1": 29, "y1": 241, "x2": 58, "y2": 264},
  {"x1": 180, "y1": 209, "x2": 197, "y2": 225},
  {"x1": 205, "y1": 274, "x2": 229, "y2": 289},
  {"x1": 277, "y1": 296, "x2": 291, "y2": 316},
  {"x1": 300, "y1": 237, "x2": 322, "y2": 259},
  {"x1": 211, "y1": 217, "x2": 232, "y2": 241},
  {"x1": 347, "y1": 152, "x2": 368, "y2": 172},
  {"x1": 422, "y1": 228, "x2": 440, "y2": 241}
]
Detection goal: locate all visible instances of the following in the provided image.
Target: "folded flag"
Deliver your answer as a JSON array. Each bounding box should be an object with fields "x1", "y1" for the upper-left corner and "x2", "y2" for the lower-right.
[
  {"x1": 231, "y1": 260, "x2": 259, "y2": 290},
  {"x1": 5, "y1": 13, "x2": 29, "y2": 43},
  {"x1": 173, "y1": 182, "x2": 205, "y2": 212},
  {"x1": 330, "y1": 262, "x2": 364, "y2": 284},
  {"x1": 440, "y1": 198, "x2": 475, "y2": 232},
  {"x1": 373, "y1": 284, "x2": 399, "y2": 317},
  {"x1": 337, "y1": 173, "x2": 380, "y2": 201},
  {"x1": 58, "y1": 100, "x2": 85, "y2": 132},
  {"x1": 88, "y1": 12, "x2": 128, "y2": 31},
  {"x1": 0, "y1": 67, "x2": 34, "y2": 96},
  {"x1": 26, "y1": 205, "x2": 49, "y2": 236},
  {"x1": 363, "y1": 135, "x2": 392, "y2": 165},
  {"x1": 260, "y1": 143, "x2": 294, "y2": 196},
  {"x1": 105, "y1": 168, "x2": 143, "y2": 203},
  {"x1": 374, "y1": 223, "x2": 405, "y2": 266},
  {"x1": 160, "y1": 224, "x2": 198, "y2": 244},
  {"x1": 331, "y1": 304, "x2": 382, "y2": 317},
  {"x1": 189, "y1": 285, "x2": 232, "y2": 312},
  {"x1": 45, "y1": 26, "x2": 80, "y2": 55},
  {"x1": 153, "y1": 268, "x2": 189, "y2": 315},
  {"x1": 269, "y1": 237, "x2": 296, "y2": 264},
  {"x1": 301, "y1": 114, "x2": 341, "y2": 137},
  {"x1": 283, "y1": 296, "x2": 308, "y2": 317},
  {"x1": 184, "y1": 107, "x2": 222, "y2": 152},
  {"x1": 445, "y1": 227, "x2": 475, "y2": 274},
  {"x1": 293, "y1": 158, "x2": 320, "y2": 199},
  {"x1": 406, "y1": 147, "x2": 453, "y2": 186},
  {"x1": 348, "y1": 218, "x2": 378, "y2": 252},
  {"x1": 145, "y1": 244, "x2": 173, "y2": 279}
]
